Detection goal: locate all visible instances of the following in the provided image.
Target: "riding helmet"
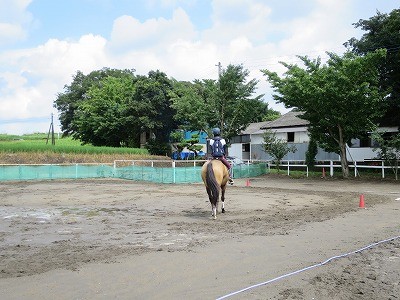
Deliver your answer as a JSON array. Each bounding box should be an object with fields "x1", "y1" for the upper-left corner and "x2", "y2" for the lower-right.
[{"x1": 212, "y1": 127, "x2": 221, "y2": 136}]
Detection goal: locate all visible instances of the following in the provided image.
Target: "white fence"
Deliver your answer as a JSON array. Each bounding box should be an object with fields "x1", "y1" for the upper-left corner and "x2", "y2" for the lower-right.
[{"x1": 266, "y1": 160, "x2": 397, "y2": 179}]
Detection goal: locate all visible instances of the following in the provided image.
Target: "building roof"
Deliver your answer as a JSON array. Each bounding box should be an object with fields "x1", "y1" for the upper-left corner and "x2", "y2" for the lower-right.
[
  {"x1": 240, "y1": 121, "x2": 271, "y2": 135},
  {"x1": 239, "y1": 110, "x2": 309, "y2": 136},
  {"x1": 261, "y1": 110, "x2": 309, "y2": 129}
]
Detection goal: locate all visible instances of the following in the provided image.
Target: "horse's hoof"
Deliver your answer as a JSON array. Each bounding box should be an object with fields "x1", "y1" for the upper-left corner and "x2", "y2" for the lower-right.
[{"x1": 222, "y1": 208, "x2": 225, "y2": 213}]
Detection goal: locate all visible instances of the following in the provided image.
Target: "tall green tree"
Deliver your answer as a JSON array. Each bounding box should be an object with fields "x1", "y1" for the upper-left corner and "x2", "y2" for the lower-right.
[
  {"x1": 217, "y1": 64, "x2": 264, "y2": 140},
  {"x1": 74, "y1": 75, "x2": 137, "y2": 147},
  {"x1": 171, "y1": 64, "x2": 269, "y2": 141},
  {"x1": 345, "y1": 9, "x2": 400, "y2": 127},
  {"x1": 170, "y1": 79, "x2": 219, "y2": 134},
  {"x1": 262, "y1": 50, "x2": 387, "y2": 178},
  {"x1": 56, "y1": 68, "x2": 177, "y2": 149},
  {"x1": 130, "y1": 70, "x2": 177, "y2": 144},
  {"x1": 54, "y1": 68, "x2": 136, "y2": 136}
]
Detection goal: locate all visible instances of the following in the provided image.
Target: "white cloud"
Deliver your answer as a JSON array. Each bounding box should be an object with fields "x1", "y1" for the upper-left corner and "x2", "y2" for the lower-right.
[
  {"x1": 277, "y1": 0, "x2": 354, "y2": 59},
  {"x1": 144, "y1": 0, "x2": 197, "y2": 9},
  {"x1": 0, "y1": 23, "x2": 27, "y2": 45},
  {"x1": 0, "y1": 34, "x2": 108, "y2": 134},
  {"x1": 0, "y1": 0, "x2": 33, "y2": 45},
  {"x1": 25, "y1": 35, "x2": 108, "y2": 80},
  {"x1": 205, "y1": 0, "x2": 272, "y2": 45},
  {"x1": 1, "y1": 0, "x2": 398, "y2": 134},
  {"x1": 109, "y1": 8, "x2": 197, "y2": 51}
]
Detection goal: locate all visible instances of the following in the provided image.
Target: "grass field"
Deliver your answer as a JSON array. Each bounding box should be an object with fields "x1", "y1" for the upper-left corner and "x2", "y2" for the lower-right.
[
  {"x1": 0, "y1": 133, "x2": 163, "y2": 164},
  {"x1": 0, "y1": 133, "x2": 148, "y2": 155}
]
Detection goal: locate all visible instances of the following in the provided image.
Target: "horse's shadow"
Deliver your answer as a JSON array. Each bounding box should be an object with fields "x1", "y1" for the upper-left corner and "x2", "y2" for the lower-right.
[
  {"x1": 182, "y1": 207, "x2": 210, "y2": 219},
  {"x1": 182, "y1": 204, "x2": 226, "y2": 220}
]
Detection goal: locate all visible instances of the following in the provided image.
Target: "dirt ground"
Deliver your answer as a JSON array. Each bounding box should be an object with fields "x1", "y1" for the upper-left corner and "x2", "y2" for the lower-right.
[{"x1": 0, "y1": 175, "x2": 399, "y2": 300}]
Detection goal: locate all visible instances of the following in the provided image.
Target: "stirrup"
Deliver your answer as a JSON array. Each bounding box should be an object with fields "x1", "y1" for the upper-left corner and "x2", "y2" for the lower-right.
[{"x1": 229, "y1": 178, "x2": 234, "y2": 185}]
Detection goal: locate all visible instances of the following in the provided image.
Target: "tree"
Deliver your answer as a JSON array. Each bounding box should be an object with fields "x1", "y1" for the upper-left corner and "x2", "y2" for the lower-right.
[
  {"x1": 305, "y1": 135, "x2": 318, "y2": 168},
  {"x1": 345, "y1": 9, "x2": 400, "y2": 127},
  {"x1": 74, "y1": 75, "x2": 137, "y2": 147},
  {"x1": 262, "y1": 50, "x2": 387, "y2": 178},
  {"x1": 263, "y1": 110, "x2": 281, "y2": 121},
  {"x1": 171, "y1": 64, "x2": 270, "y2": 141},
  {"x1": 130, "y1": 70, "x2": 178, "y2": 145},
  {"x1": 185, "y1": 133, "x2": 203, "y2": 158},
  {"x1": 262, "y1": 130, "x2": 296, "y2": 172},
  {"x1": 169, "y1": 130, "x2": 203, "y2": 160},
  {"x1": 170, "y1": 130, "x2": 186, "y2": 156},
  {"x1": 217, "y1": 64, "x2": 264, "y2": 140},
  {"x1": 54, "y1": 68, "x2": 136, "y2": 137},
  {"x1": 58, "y1": 68, "x2": 178, "y2": 149},
  {"x1": 371, "y1": 130, "x2": 400, "y2": 180},
  {"x1": 170, "y1": 79, "x2": 218, "y2": 134}
]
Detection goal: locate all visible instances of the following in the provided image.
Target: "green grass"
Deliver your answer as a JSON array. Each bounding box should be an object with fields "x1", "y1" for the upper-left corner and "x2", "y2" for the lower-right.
[{"x1": 0, "y1": 133, "x2": 148, "y2": 155}]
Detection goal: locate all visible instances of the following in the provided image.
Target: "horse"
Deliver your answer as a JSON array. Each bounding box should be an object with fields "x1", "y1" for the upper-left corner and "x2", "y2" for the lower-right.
[{"x1": 201, "y1": 159, "x2": 229, "y2": 219}]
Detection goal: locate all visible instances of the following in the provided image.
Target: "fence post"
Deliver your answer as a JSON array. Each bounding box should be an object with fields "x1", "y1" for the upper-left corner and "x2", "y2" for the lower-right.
[
  {"x1": 382, "y1": 160, "x2": 385, "y2": 179},
  {"x1": 287, "y1": 161, "x2": 290, "y2": 176},
  {"x1": 330, "y1": 160, "x2": 334, "y2": 177},
  {"x1": 354, "y1": 161, "x2": 357, "y2": 177},
  {"x1": 172, "y1": 161, "x2": 176, "y2": 183},
  {"x1": 306, "y1": 165, "x2": 309, "y2": 177}
]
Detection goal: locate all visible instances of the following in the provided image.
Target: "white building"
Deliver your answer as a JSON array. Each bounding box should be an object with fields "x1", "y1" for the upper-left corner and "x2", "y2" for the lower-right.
[{"x1": 229, "y1": 110, "x2": 398, "y2": 162}]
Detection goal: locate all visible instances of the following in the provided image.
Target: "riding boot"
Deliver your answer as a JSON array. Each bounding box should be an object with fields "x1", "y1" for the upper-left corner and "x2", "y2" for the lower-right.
[{"x1": 228, "y1": 169, "x2": 234, "y2": 185}]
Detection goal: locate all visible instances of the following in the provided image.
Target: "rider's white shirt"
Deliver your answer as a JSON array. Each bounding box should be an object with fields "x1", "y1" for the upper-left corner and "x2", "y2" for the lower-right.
[{"x1": 210, "y1": 138, "x2": 226, "y2": 146}]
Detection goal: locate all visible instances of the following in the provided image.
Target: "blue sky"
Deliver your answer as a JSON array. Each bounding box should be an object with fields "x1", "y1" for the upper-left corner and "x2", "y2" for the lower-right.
[{"x1": 0, "y1": 0, "x2": 398, "y2": 134}]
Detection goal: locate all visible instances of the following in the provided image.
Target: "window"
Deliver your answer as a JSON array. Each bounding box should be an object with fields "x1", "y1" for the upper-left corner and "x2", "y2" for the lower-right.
[
  {"x1": 242, "y1": 143, "x2": 250, "y2": 152},
  {"x1": 287, "y1": 132, "x2": 294, "y2": 142},
  {"x1": 359, "y1": 137, "x2": 371, "y2": 148}
]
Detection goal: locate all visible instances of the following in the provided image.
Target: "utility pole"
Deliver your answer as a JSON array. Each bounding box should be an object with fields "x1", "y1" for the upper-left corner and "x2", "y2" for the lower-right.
[
  {"x1": 215, "y1": 62, "x2": 224, "y2": 136},
  {"x1": 46, "y1": 113, "x2": 55, "y2": 145},
  {"x1": 215, "y1": 62, "x2": 222, "y2": 79}
]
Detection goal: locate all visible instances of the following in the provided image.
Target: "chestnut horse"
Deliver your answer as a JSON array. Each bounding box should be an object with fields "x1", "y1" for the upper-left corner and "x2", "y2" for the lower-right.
[{"x1": 201, "y1": 159, "x2": 229, "y2": 219}]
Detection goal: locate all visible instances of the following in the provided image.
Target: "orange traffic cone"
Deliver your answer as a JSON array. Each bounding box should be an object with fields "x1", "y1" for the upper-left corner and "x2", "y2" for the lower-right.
[
  {"x1": 245, "y1": 179, "x2": 250, "y2": 187},
  {"x1": 359, "y1": 194, "x2": 365, "y2": 208}
]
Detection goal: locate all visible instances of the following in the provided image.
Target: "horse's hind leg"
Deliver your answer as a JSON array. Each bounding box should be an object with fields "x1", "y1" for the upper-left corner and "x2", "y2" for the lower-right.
[
  {"x1": 206, "y1": 187, "x2": 217, "y2": 219},
  {"x1": 221, "y1": 185, "x2": 226, "y2": 213},
  {"x1": 212, "y1": 204, "x2": 217, "y2": 219}
]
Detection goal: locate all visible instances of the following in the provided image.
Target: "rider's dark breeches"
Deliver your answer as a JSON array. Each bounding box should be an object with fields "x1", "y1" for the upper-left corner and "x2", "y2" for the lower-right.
[{"x1": 218, "y1": 156, "x2": 231, "y2": 170}]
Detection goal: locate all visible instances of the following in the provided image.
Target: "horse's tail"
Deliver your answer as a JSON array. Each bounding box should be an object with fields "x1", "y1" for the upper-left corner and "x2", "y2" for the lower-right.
[{"x1": 206, "y1": 161, "x2": 219, "y2": 206}]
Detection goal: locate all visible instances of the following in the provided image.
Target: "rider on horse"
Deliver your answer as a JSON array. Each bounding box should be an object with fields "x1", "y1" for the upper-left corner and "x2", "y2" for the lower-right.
[{"x1": 209, "y1": 127, "x2": 234, "y2": 185}]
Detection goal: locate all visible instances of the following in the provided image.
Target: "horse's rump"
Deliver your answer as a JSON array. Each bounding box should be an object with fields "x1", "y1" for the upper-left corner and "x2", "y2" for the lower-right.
[{"x1": 202, "y1": 160, "x2": 228, "y2": 206}]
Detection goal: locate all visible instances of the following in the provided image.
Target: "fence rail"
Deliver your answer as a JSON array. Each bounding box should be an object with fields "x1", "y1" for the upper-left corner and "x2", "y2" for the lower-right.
[
  {"x1": 266, "y1": 159, "x2": 396, "y2": 179},
  {"x1": 0, "y1": 159, "x2": 267, "y2": 183}
]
